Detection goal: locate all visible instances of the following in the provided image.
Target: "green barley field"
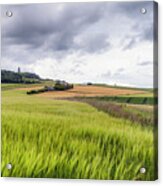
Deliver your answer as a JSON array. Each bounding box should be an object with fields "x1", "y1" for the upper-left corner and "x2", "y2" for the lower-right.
[{"x1": 1, "y1": 84, "x2": 157, "y2": 180}]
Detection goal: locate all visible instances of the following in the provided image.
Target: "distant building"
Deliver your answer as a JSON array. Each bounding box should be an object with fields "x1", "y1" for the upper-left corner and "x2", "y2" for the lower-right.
[{"x1": 18, "y1": 67, "x2": 21, "y2": 73}]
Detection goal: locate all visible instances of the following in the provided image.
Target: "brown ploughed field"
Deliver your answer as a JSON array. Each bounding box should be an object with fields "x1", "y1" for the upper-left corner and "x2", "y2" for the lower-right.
[{"x1": 31, "y1": 85, "x2": 146, "y2": 98}]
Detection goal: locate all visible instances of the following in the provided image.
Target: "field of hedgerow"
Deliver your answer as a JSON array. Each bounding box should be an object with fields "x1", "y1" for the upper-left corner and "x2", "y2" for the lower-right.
[{"x1": 1, "y1": 85, "x2": 157, "y2": 180}]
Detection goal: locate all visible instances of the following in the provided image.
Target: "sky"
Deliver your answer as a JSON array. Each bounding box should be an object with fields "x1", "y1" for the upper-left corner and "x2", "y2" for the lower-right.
[{"x1": 1, "y1": 1, "x2": 155, "y2": 88}]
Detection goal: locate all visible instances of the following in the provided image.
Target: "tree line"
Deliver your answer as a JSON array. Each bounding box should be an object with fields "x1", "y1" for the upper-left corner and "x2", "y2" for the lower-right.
[{"x1": 1, "y1": 69, "x2": 41, "y2": 84}]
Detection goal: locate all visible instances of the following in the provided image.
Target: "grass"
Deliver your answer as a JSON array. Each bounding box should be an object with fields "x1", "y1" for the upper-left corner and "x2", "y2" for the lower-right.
[
  {"x1": 1, "y1": 84, "x2": 157, "y2": 180},
  {"x1": 68, "y1": 97, "x2": 155, "y2": 126},
  {"x1": 83, "y1": 96, "x2": 157, "y2": 105},
  {"x1": 1, "y1": 83, "x2": 41, "y2": 90},
  {"x1": 122, "y1": 93, "x2": 154, "y2": 97},
  {"x1": 1, "y1": 81, "x2": 54, "y2": 91}
]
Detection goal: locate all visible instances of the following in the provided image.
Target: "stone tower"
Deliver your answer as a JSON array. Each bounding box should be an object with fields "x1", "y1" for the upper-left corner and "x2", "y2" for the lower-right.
[{"x1": 18, "y1": 67, "x2": 21, "y2": 73}]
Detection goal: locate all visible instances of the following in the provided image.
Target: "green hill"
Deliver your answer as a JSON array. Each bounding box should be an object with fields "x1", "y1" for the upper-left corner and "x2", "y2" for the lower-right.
[{"x1": 1, "y1": 69, "x2": 41, "y2": 84}]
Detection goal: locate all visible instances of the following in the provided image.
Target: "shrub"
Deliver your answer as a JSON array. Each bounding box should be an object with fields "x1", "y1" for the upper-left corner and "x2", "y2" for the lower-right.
[
  {"x1": 27, "y1": 88, "x2": 46, "y2": 95},
  {"x1": 54, "y1": 83, "x2": 73, "y2": 91},
  {"x1": 54, "y1": 84, "x2": 67, "y2": 90}
]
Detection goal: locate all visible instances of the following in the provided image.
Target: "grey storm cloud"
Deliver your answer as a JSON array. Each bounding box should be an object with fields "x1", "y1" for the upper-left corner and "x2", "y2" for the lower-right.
[
  {"x1": 118, "y1": 1, "x2": 154, "y2": 50},
  {"x1": 1, "y1": 1, "x2": 154, "y2": 80},
  {"x1": 1, "y1": 3, "x2": 109, "y2": 53},
  {"x1": 2, "y1": 2, "x2": 153, "y2": 53}
]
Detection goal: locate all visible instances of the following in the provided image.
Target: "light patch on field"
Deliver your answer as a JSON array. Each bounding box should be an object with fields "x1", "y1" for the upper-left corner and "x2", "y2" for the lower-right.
[
  {"x1": 127, "y1": 104, "x2": 153, "y2": 112},
  {"x1": 17, "y1": 86, "x2": 44, "y2": 91}
]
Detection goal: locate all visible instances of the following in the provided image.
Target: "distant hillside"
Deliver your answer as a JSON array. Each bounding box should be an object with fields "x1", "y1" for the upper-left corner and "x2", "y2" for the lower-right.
[
  {"x1": 93, "y1": 83, "x2": 153, "y2": 92},
  {"x1": 1, "y1": 69, "x2": 41, "y2": 84}
]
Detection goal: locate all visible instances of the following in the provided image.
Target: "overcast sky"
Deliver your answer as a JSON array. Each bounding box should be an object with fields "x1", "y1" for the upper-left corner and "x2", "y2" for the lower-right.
[{"x1": 1, "y1": 2, "x2": 155, "y2": 88}]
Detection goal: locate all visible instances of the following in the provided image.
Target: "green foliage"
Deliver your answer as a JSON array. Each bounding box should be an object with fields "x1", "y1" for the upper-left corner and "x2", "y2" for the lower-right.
[
  {"x1": 1, "y1": 88, "x2": 157, "y2": 180},
  {"x1": 27, "y1": 81, "x2": 74, "y2": 94},
  {"x1": 54, "y1": 84, "x2": 68, "y2": 90},
  {"x1": 1, "y1": 69, "x2": 41, "y2": 84},
  {"x1": 1, "y1": 70, "x2": 22, "y2": 83},
  {"x1": 91, "y1": 96, "x2": 156, "y2": 105},
  {"x1": 27, "y1": 88, "x2": 46, "y2": 95},
  {"x1": 20, "y1": 72, "x2": 40, "y2": 79},
  {"x1": 54, "y1": 81, "x2": 73, "y2": 90}
]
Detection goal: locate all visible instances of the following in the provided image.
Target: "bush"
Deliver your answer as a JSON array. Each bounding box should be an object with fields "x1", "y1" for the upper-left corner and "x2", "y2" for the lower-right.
[
  {"x1": 54, "y1": 83, "x2": 73, "y2": 91},
  {"x1": 27, "y1": 88, "x2": 46, "y2": 95},
  {"x1": 54, "y1": 84, "x2": 67, "y2": 90},
  {"x1": 27, "y1": 82, "x2": 74, "y2": 94}
]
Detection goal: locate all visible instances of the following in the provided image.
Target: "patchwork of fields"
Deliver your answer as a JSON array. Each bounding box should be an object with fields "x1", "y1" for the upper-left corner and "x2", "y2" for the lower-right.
[
  {"x1": 1, "y1": 83, "x2": 157, "y2": 180},
  {"x1": 35, "y1": 85, "x2": 147, "y2": 98}
]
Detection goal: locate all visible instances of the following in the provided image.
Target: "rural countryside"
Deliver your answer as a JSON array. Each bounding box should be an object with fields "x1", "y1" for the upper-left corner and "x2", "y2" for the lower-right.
[{"x1": 1, "y1": 1, "x2": 157, "y2": 180}]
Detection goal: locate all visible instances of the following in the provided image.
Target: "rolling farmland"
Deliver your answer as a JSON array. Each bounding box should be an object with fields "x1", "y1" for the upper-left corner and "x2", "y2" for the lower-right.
[
  {"x1": 1, "y1": 83, "x2": 157, "y2": 180},
  {"x1": 32, "y1": 85, "x2": 148, "y2": 98}
]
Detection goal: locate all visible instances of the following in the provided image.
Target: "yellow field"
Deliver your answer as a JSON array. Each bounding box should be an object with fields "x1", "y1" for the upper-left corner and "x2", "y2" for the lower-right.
[
  {"x1": 28, "y1": 85, "x2": 146, "y2": 98},
  {"x1": 2, "y1": 84, "x2": 156, "y2": 180}
]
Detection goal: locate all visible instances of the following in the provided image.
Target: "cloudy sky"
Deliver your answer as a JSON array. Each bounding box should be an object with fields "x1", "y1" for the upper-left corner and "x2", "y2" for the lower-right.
[{"x1": 1, "y1": 1, "x2": 155, "y2": 88}]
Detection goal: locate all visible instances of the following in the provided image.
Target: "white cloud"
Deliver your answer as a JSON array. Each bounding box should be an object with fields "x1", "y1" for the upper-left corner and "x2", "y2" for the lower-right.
[{"x1": 28, "y1": 39, "x2": 153, "y2": 88}]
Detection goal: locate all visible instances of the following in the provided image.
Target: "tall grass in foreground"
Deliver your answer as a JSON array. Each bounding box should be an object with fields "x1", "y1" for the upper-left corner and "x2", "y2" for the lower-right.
[{"x1": 1, "y1": 90, "x2": 157, "y2": 180}]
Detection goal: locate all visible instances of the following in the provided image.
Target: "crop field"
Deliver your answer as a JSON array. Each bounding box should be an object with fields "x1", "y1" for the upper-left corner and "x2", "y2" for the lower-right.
[
  {"x1": 1, "y1": 81, "x2": 54, "y2": 91},
  {"x1": 1, "y1": 83, "x2": 157, "y2": 180},
  {"x1": 67, "y1": 97, "x2": 155, "y2": 126},
  {"x1": 1, "y1": 83, "x2": 42, "y2": 91},
  {"x1": 34, "y1": 85, "x2": 147, "y2": 98},
  {"x1": 85, "y1": 96, "x2": 156, "y2": 105}
]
